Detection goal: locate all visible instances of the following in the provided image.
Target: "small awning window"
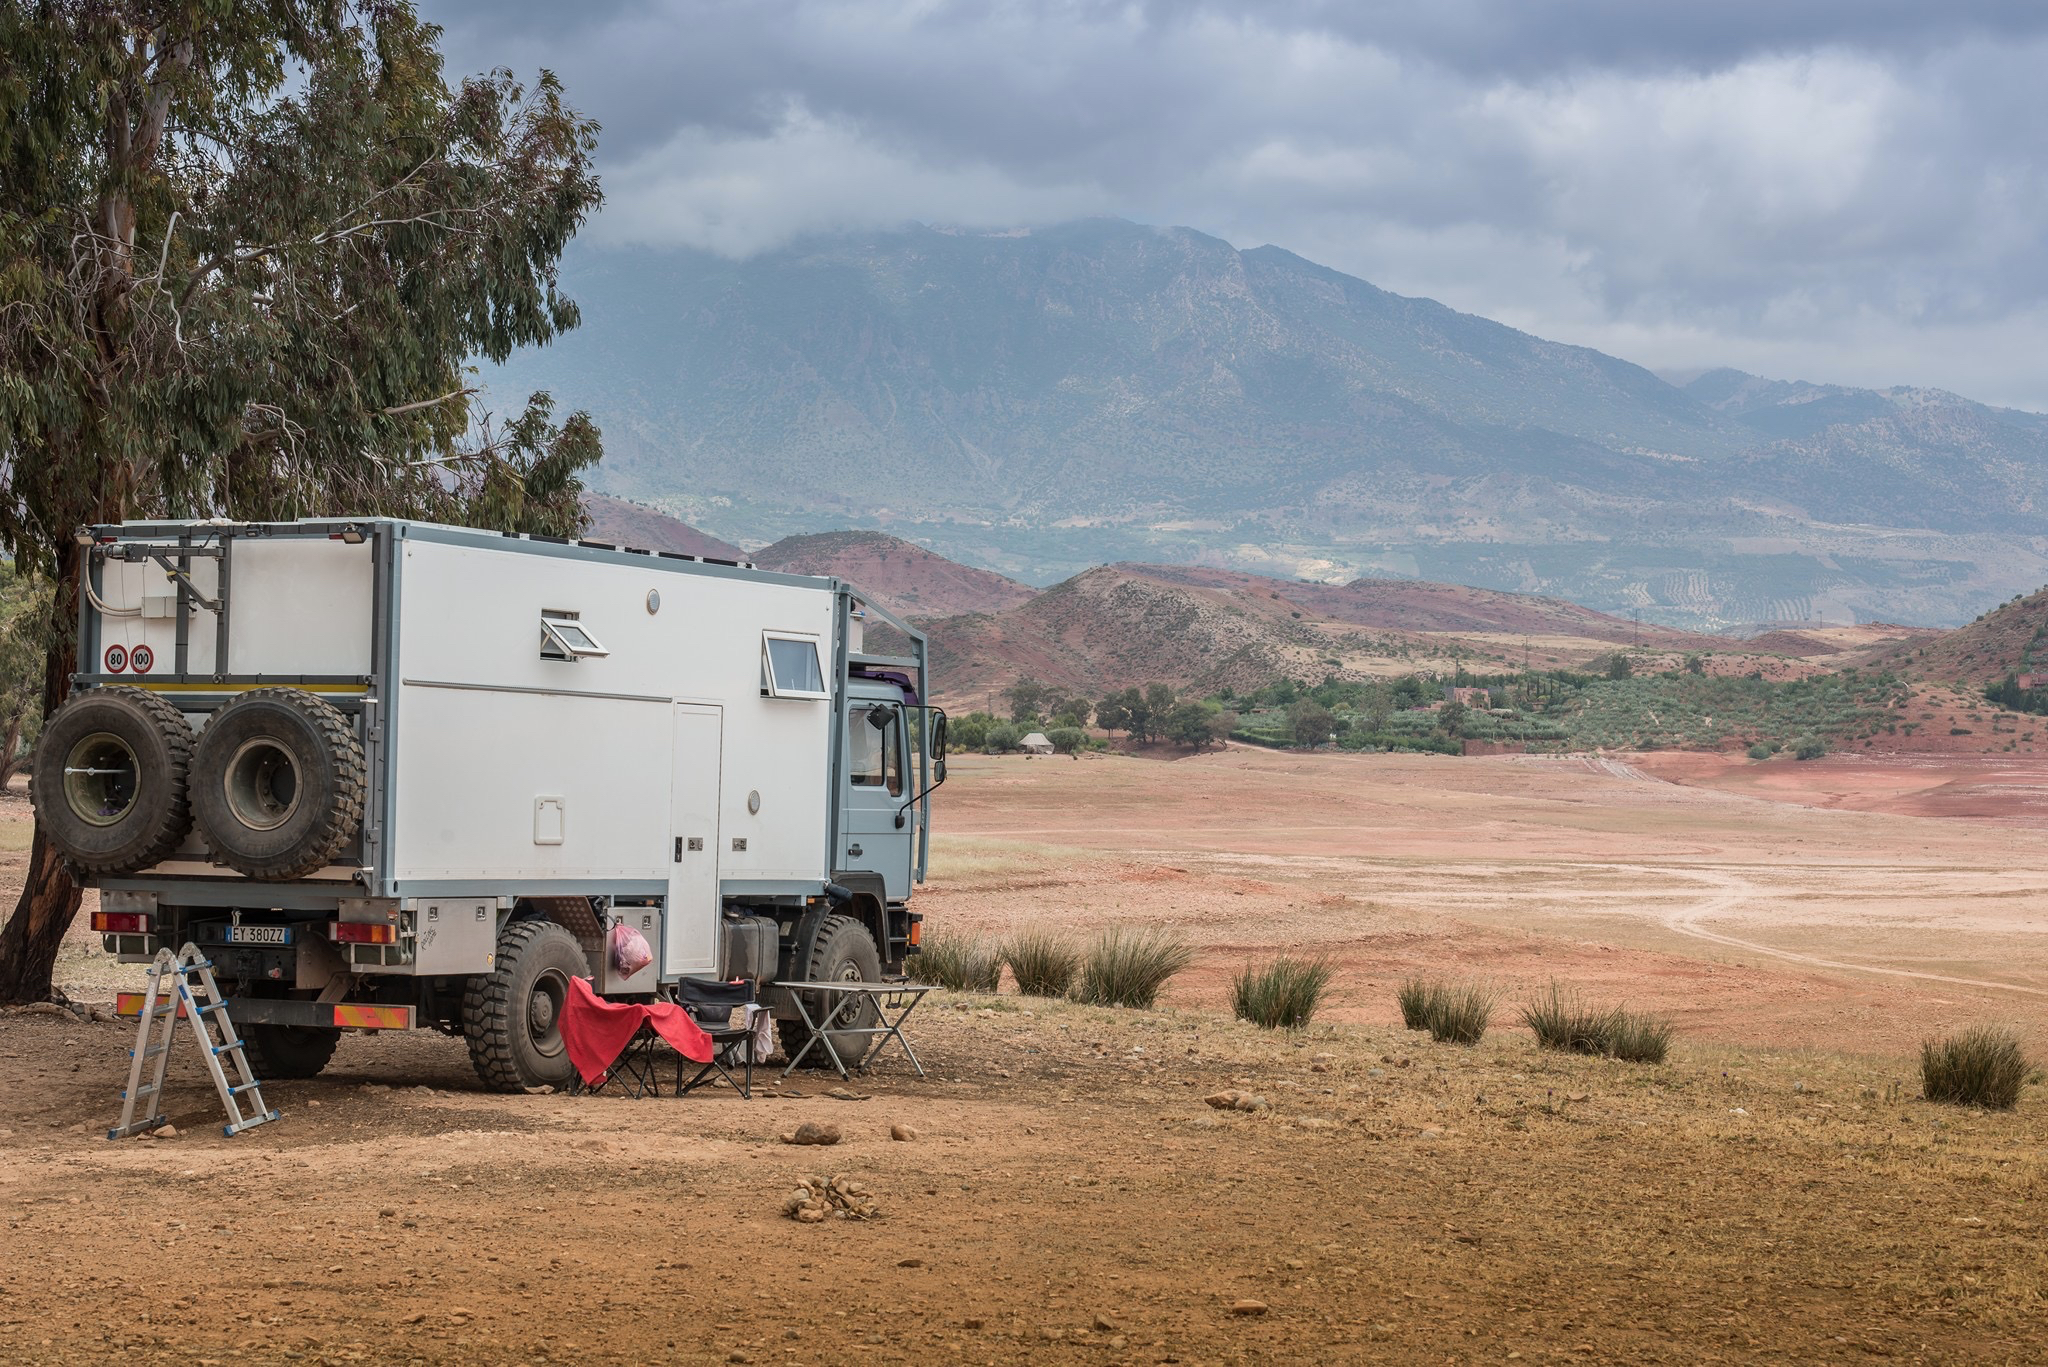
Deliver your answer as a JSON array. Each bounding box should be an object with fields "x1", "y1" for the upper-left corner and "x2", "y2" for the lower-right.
[
  {"x1": 540, "y1": 615, "x2": 608, "y2": 659},
  {"x1": 762, "y1": 633, "x2": 827, "y2": 699}
]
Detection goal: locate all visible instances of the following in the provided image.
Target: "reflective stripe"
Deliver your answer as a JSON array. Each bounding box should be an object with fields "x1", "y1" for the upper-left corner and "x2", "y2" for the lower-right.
[
  {"x1": 115, "y1": 992, "x2": 188, "y2": 1019},
  {"x1": 332, "y1": 1004, "x2": 411, "y2": 1030}
]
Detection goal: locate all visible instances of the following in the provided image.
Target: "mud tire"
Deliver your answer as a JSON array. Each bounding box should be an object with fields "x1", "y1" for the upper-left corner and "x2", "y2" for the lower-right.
[
  {"x1": 240, "y1": 1023, "x2": 341, "y2": 1080},
  {"x1": 30, "y1": 685, "x2": 196, "y2": 875},
  {"x1": 463, "y1": 920, "x2": 589, "y2": 1093},
  {"x1": 777, "y1": 913, "x2": 883, "y2": 1069},
  {"x1": 190, "y1": 687, "x2": 365, "y2": 880}
]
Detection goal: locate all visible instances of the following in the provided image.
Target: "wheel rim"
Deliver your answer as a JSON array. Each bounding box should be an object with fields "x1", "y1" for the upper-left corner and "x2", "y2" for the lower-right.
[
  {"x1": 223, "y1": 737, "x2": 302, "y2": 831},
  {"x1": 527, "y1": 967, "x2": 569, "y2": 1058},
  {"x1": 63, "y1": 731, "x2": 139, "y2": 827},
  {"x1": 830, "y1": 958, "x2": 877, "y2": 1029}
]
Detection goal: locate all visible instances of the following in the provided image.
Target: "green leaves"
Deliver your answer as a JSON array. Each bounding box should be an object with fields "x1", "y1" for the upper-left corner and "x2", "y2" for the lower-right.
[{"x1": 0, "y1": 0, "x2": 605, "y2": 561}]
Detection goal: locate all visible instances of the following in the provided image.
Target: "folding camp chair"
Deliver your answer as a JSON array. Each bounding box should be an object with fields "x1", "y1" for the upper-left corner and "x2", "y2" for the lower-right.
[
  {"x1": 574, "y1": 1020, "x2": 666, "y2": 1098},
  {"x1": 671, "y1": 978, "x2": 759, "y2": 1098},
  {"x1": 559, "y1": 976, "x2": 715, "y2": 1099}
]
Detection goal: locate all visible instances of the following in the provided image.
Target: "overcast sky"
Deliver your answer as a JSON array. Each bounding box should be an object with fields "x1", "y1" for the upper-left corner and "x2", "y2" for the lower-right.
[{"x1": 425, "y1": 1, "x2": 2048, "y2": 410}]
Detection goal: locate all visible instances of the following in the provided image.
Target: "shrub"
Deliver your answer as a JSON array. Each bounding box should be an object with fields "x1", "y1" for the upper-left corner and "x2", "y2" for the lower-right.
[
  {"x1": 1746, "y1": 742, "x2": 1772, "y2": 760},
  {"x1": 984, "y1": 724, "x2": 1022, "y2": 753},
  {"x1": 1232, "y1": 955, "x2": 1334, "y2": 1029},
  {"x1": 1792, "y1": 735, "x2": 1827, "y2": 760},
  {"x1": 1077, "y1": 926, "x2": 1193, "y2": 1008},
  {"x1": 1001, "y1": 927, "x2": 1081, "y2": 997},
  {"x1": 948, "y1": 712, "x2": 993, "y2": 752},
  {"x1": 1047, "y1": 726, "x2": 1086, "y2": 754},
  {"x1": 916, "y1": 931, "x2": 1002, "y2": 993},
  {"x1": 1396, "y1": 977, "x2": 1436, "y2": 1030},
  {"x1": 1521, "y1": 984, "x2": 1673, "y2": 1062},
  {"x1": 1521, "y1": 983, "x2": 1620, "y2": 1055},
  {"x1": 1424, "y1": 983, "x2": 1496, "y2": 1045},
  {"x1": 1607, "y1": 1009, "x2": 1673, "y2": 1064},
  {"x1": 1921, "y1": 1027, "x2": 2028, "y2": 1109}
]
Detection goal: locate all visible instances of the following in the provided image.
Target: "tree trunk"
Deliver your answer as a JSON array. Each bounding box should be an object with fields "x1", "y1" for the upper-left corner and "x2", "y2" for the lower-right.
[
  {"x1": 0, "y1": 714, "x2": 22, "y2": 787},
  {"x1": 0, "y1": 548, "x2": 81, "y2": 1004},
  {"x1": 0, "y1": 825, "x2": 84, "y2": 1004}
]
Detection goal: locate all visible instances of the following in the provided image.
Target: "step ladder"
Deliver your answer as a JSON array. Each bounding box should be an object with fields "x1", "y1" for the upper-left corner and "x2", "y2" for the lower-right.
[{"x1": 109, "y1": 943, "x2": 281, "y2": 1140}]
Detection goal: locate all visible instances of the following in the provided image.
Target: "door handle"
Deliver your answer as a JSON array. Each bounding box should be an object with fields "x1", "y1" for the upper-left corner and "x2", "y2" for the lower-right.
[
  {"x1": 848, "y1": 843, "x2": 863, "y2": 858},
  {"x1": 674, "y1": 837, "x2": 682, "y2": 863}
]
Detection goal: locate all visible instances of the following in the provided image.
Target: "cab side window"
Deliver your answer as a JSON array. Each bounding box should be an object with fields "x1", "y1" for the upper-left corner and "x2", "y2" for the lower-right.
[
  {"x1": 850, "y1": 710, "x2": 884, "y2": 786},
  {"x1": 851, "y1": 708, "x2": 903, "y2": 796}
]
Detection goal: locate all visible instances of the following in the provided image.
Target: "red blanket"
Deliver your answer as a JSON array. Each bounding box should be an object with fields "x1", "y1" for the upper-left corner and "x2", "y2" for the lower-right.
[{"x1": 559, "y1": 975, "x2": 715, "y2": 1085}]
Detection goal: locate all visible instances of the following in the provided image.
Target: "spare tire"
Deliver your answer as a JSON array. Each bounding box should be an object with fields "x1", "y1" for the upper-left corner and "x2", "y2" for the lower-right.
[
  {"x1": 191, "y1": 687, "x2": 365, "y2": 880},
  {"x1": 30, "y1": 685, "x2": 196, "y2": 875}
]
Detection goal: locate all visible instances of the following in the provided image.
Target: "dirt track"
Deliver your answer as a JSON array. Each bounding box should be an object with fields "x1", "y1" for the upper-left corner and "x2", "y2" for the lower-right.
[{"x1": 2, "y1": 748, "x2": 2047, "y2": 1364}]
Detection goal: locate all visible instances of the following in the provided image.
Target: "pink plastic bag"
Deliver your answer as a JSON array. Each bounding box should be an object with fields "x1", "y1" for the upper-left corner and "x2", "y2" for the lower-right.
[{"x1": 609, "y1": 922, "x2": 654, "y2": 978}]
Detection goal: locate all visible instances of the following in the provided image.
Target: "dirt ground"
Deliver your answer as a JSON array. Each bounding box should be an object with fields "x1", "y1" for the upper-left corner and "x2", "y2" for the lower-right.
[{"x1": 2, "y1": 748, "x2": 2046, "y2": 1365}]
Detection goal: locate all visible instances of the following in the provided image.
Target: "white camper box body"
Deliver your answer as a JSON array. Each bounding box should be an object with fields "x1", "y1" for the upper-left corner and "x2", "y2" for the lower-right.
[{"x1": 77, "y1": 519, "x2": 935, "y2": 1039}]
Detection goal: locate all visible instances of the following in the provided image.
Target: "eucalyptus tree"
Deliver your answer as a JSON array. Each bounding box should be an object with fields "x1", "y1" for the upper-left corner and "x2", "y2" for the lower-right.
[{"x1": 0, "y1": 1, "x2": 604, "y2": 1001}]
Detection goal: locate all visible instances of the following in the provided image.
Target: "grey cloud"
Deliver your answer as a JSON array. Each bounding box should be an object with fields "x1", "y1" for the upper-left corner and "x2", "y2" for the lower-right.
[{"x1": 420, "y1": 1, "x2": 2048, "y2": 408}]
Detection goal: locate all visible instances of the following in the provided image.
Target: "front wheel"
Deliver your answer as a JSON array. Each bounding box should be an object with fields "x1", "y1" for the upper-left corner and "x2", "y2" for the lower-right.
[
  {"x1": 462, "y1": 920, "x2": 589, "y2": 1092},
  {"x1": 778, "y1": 913, "x2": 882, "y2": 1069}
]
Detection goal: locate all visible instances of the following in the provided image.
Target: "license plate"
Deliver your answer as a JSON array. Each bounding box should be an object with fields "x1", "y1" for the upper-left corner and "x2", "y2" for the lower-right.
[{"x1": 227, "y1": 925, "x2": 292, "y2": 946}]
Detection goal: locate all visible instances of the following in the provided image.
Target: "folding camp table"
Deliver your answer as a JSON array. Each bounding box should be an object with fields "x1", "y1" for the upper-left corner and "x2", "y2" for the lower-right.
[{"x1": 773, "y1": 981, "x2": 936, "y2": 1079}]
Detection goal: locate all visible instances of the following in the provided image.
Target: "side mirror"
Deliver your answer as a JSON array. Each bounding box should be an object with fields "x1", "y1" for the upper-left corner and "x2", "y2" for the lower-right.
[{"x1": 931, "y1": 713, "x2": 949, "y2": 781}]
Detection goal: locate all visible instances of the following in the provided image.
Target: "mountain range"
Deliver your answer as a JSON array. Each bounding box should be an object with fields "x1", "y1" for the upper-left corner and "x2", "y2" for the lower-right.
[{"x1": 501, "y1": 219, "x2": 2048, "y2": 629}]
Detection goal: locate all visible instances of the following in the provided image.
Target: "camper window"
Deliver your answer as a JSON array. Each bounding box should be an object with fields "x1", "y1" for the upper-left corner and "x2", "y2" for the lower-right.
[
  {"x1": 762, "y1": 633, "x2": 828, "y2": 699},
  {"x1": 540, "y1": 613, "x2": 608, "y2": 660}
]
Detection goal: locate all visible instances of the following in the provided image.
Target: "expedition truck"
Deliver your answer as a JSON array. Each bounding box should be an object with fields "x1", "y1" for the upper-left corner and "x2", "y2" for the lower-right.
[{"x1": 30, "y1": 517, "x2": 946, "y2": 1091}]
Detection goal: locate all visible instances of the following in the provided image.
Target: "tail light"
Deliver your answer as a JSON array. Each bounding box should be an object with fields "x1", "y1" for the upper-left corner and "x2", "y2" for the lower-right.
[
  {"x1": 331, "y1": 921, "x2": 397, "y2": 945},
  {"x1": 907, "y1": 918, "x2": 923, "y2": 948},
  {"x1": 92, "y1": 912, "x2": 149, "y2": 934}
]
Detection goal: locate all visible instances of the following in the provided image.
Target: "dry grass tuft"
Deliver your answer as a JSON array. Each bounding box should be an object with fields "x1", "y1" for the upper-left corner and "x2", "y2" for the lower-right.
[
  {"x1": 1077, "y1": 927, "x2": 1193, "y2": 1009},
  {"x1": 916, "y1": 932, "x2": 1003, "y2": 993},
  {"x1": 1607, "y1": 1009, "x2": 1674, "y2": 1064},
  {"x1": 1231, "y1": 955, "x2": 1334, "y2": 1030},
  {"x1": 1397, "y1": 979, "x2": 1495, "y2": 1044},
  {"x1": 1522, "y1": 983, "x2": 1672, "y2": 1063},
  {"x1": 1396, "y1": 978, "x2": 1436, "y2": 1030},
  {"x1": 1425, "y1": 983, "x2": 1496, "y2": 1046},
  {"x1": 1921, "y1": 1027, "x2": 2027, "y2": 1109},
  {"x1": 1002, "y1": 927, "x2": 1082, "y2": 998}
]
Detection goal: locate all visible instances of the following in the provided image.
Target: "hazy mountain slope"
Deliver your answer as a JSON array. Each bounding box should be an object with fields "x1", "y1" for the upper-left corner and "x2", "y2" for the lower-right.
[
  {"x1": 1689, "y1": 370, "x2": 2048, "y2": 531},
  {"x1": 1873, "y1": 585, "x2": 2048, "y2": 685},
  {"x1": 751, "y1": 530, "x2": 1037, "y2": 619},
  {"x1": 493, "y1": 222, "x2": 2048, "y2": 628},
  {"x1": 1122, "y1": 564, "x2": 1715, "y2": 647},
  {"x1": 580, "y1": 494, "x2": 745, "y2": 560},
  {"x1": 921, "y1": 564, "x2": 1733, "y2": 701}
]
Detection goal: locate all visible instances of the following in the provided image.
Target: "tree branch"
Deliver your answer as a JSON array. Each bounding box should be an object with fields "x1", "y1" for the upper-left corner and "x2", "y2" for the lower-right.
[{"x1": 380, "y1": 387, "x2": 477, "y2": 418}]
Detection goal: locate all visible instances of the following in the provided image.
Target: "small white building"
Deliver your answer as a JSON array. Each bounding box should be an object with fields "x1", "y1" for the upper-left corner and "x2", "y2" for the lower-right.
[{"x1": 1019, "y1": 731, "x2": 1055, "y2": 755}]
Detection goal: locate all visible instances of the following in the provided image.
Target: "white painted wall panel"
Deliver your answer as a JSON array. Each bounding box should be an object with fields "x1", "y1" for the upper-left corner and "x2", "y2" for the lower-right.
[
  {"x1": 390, "y1": 684, "x2": 671, "y2": 880},
  {"x1": 223, "y1": 538, "x2": 374, "y2": 677},
  {"x1": 391, "y1": 537, "x2": 834, "y2": 886}
]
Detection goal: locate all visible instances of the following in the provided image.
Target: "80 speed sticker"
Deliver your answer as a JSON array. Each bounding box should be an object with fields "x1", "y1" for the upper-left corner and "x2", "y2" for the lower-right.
[{"x1": 103, "y1": 645, "x2": 127, "y2": 673}]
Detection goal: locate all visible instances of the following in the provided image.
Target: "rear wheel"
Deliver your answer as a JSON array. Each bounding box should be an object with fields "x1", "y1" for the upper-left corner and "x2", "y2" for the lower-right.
[
  {"x1": 30, "y1": 686, "x2": 195, "y2": 875},
  {"x1": 240, "y1": 1024, "x2": 341, "y2": 1080},
  {"x1": 778, "y1": 913, "x2": 883, "y2": 1069},
  {"x1": 463, "y1": 920, "x2": 589, "y2": 1092}
]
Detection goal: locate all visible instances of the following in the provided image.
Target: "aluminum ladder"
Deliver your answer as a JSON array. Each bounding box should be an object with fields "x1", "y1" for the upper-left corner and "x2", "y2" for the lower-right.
[{"x1": 109, "y1": 943, "x2": 281, "y2": 1139}]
